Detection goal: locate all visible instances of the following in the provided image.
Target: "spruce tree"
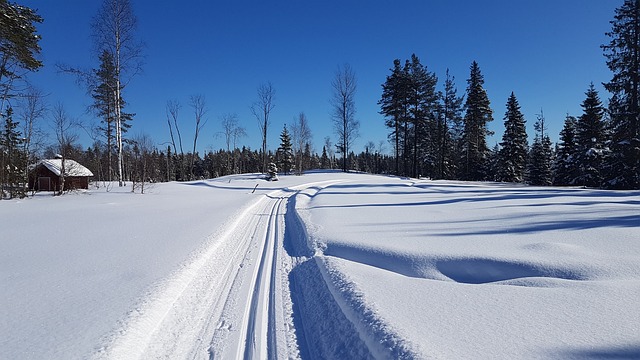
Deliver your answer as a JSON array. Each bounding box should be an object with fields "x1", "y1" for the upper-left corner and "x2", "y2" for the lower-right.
[
  {"x1": 527, "y1": 111, "x2": 553, "y2": 186},
  {"x1": 266, "y1": 162, "x2": 278, "y2": 181},
  {"x1": 574, "y1": 84, "x2": 607, "y2": 187},
  {"x1": 487, "y1": 143, "x2": 501, "y2": 182},
  {"x1": 461, "y1": 61, "x2": 493, "y2": 181},
  {"x1": 497, "y1": 92, "x2": 528, "y2": 183},
  {"x1": 602, "y1": 0, "x2": 640, "y2": 189},
  {"x1": 407, "y1": 54, "x2": 439, "y2": 178},
  {"x1": 320, "y1": 146, "x2": 329, "y2": 169},
  {"x1": 277, "y1": 125, "x2": 293, "y2": 174},
  {"x1": 438, "y1": 69, "x2": 464, "y2": 180},
  {"x1": 379, "y1": 59, "x2": 410, "y2": 176},
  {"x1": 1, "y1": 106, "x2": 25, "y2": 198},
  {"x1": 553, "y1": 115, "x2": 580, "y2": 185},
  {"x1": 92, "y1": 50, "x2": 133, "y2": 181}
]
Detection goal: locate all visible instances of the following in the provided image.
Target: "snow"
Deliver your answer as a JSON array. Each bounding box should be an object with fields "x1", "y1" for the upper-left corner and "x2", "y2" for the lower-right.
[
  {"x1": 36, "y1": 158, "x2": 94, "y2": 177},
  {"x1": 2, "y1": 172, "x2": 639, "y2": 359}
]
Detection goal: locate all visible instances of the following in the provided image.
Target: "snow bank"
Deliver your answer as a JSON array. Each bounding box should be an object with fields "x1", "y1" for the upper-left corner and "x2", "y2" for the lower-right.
[{"x1": 297, "y1": 177, "x2": 640, "y2": 359}]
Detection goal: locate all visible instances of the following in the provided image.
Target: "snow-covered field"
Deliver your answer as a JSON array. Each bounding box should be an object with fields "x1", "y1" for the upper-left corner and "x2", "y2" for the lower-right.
[{"x1": 2, "y1": 172, "x2": 639, "y2": 359}]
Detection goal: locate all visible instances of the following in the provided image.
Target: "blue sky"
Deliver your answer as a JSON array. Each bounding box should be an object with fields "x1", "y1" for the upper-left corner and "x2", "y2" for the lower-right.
[{"x1": 22, "y1": 0, "x2": 616, "y2": 155}]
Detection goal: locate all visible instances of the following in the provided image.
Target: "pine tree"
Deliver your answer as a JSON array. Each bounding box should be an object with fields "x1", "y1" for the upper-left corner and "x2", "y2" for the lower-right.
[
  {"x1": 461, "y1": 61, "x2": 493, "y2": 181},
  {"x1": 497, "y1": 92, "x2": 528, "y2": 183},
  {"x1": 553, "y1": 115, "x2": 580, "y2": 185},
  {"x1": 602, "y1": 0, "x2": 640, "y2": 189},
  {"x1": 527, "y1": 111, "x2": 553, "y2": 186},
  {"x1": 277, "y1": 125, "x2": 293, "y2": 174},
  {"x1": 574, "y1": 84, "x2": 607, "y2": 187},
  {"x1": 0, "y1": 1, "x2": 43, "y2": 106}
]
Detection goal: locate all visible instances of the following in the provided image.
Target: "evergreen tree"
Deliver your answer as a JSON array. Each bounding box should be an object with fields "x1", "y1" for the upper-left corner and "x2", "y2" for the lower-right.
[
  {"x1": 320, "y1": 145, "x2": 329, "y2": 169},
  {"x1": 379, "y1": 54, "x2": 439, "y2": 178},
  {"x1": 574, "y1": 84, "x2": 607, "y2": 187},
  {"x1": 487, "y1": 143, "x2": 501, "y2": 182},
  {"x1": 527, "y1": 111, "x2": 553, "y2": 185},
  {"x1": 0, "y1": 106, "x2": 25, "y2": 198},
  {"x1": 0, "y1": 1, "x2": 43, "y2": 106},
  {"x1": 407, "y1": 54, "x2": 439, "y2": 178},
  {"x1": 553, "y1": 115, "x2": 580, "y2": 185},
  {"x1": 602, "y1": 0, "x2": 640, "y2": 189},
  {"x1": 497, "y1": 92, "x2": 528, "y2": 183},
  {"x1": 437, "y1": 69, "x2": 464, "y2": 180},
  {"x1": 266, "y1": 162, "x2": 278, "y2": 181},
  {"x1": 461, "y1": 61, "x2": 494, "y2": 181},
  {"x1": 92, "y1": 50, "x2": 134, "y2": 181},
  {"x1": 379, "y1": 59, "x2": 409, "y2": 175},
  {"x1": 277, "y1": 125, "x2": 293, "y2": 174}
]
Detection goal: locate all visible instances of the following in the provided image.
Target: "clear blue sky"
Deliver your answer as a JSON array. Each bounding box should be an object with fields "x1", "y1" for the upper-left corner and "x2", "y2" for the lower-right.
[{"x1": 21, "y1": 0, "x2": 616, "y2": 155}]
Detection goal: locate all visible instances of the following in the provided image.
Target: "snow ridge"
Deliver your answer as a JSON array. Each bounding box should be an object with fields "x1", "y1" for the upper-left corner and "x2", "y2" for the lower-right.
[{"x1": 290, "y1": 180, "x2": 419, "y2": 359}]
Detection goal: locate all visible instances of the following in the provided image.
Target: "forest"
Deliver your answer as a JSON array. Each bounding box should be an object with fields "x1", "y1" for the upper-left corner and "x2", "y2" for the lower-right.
[{"x1": 1, "y1": 0, "x2": 639, "y2": 199}]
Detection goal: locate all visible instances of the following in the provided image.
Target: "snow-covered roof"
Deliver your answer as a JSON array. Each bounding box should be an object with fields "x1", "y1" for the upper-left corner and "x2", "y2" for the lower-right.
[{"x1": 36, "y1": 159, "x2": 94, "y2": 177}]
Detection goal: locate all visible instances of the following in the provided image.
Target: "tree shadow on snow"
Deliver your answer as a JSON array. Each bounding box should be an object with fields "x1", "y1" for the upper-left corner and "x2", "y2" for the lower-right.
[{"x1": 556, "y1": 345, "x2": 640, "y2": 359}]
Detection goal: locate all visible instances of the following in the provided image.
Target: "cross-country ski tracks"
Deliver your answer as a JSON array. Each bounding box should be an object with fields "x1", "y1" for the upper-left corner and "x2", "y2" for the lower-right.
[
  {"x1": 211, "y1": 180, "x2": 346, "y2": 359},
  {"x1": 92, "y1": 179, "x2": 364, "y2": 360},
  {"x1": 92, "y1": 190, "x2": 269, "y2": 359}
]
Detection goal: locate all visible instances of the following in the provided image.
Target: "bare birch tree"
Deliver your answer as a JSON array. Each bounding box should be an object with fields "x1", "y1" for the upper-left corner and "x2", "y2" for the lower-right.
[
  {"x1": 52, "y1": 103, "x2": 78, "y2": 195},
  {"x1": 330, "y1": 64, "x2": 359, "y2": 172},
  {"x1": 189, "y1": 95, "x2": 207, "y2": 180},
  {"x1": 250, "y1": 82, "x2": 275, "y2": 173},
  {"x1": 291, "y1": 112, "x2": 312, "y2": 175},
  {"x1": 92, "y1": 0, "x2": 143, "y2": 186},
  {"x1": 131, "y1": 132, "x2": 153, "y2": 194},
  {"x1": 220, "y1": 113, "x2": 246, "y2": 174},
  {"x1": 324, "y1": 136, "x2": 335, "y2": 169},
  {"x1": 166, "y1": 99, "x2": 185, "y2": 180},
  {"x1": 19, "y1": 87, "x2": 47, "y2": 181}
]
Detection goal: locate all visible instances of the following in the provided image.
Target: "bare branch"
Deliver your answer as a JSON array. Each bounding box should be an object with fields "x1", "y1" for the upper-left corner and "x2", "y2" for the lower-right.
[
  {"x1": 250, "y1": 82, "x2": 275, "y2": 173},
  {"x1": 330, "y1": 63, "x2": 359, "y2": 172}
]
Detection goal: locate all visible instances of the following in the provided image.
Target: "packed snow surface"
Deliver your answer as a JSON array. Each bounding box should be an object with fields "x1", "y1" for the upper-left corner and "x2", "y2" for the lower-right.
[{"x1": 2, "y1": 172, "x2": 639, "y2": 359}]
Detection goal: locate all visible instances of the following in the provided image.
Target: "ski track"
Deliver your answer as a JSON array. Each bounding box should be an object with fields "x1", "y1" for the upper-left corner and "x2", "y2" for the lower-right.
[{"x1": 91, "y1": 179, "x2": 386, "y2": 360}]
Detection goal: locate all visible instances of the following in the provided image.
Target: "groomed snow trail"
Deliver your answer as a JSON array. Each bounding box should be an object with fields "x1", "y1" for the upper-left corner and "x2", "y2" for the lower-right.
[
  {"x1": 92, "y1": 179, "x2": 360, "y2": 360},
  {"x1": 211, "y1": 180, "x2": 345, "y2": 359}
]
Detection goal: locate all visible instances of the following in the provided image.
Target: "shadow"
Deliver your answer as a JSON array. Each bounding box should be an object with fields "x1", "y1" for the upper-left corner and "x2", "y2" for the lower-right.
[
  {"x1": 283, "y1": 192, "x2": 375, "y2": 359},
  {"x1": 323, "y1": 243, "x2": 429, "y2": 279},
  {"x1": 436, "y1": 258, "x2": 590, "y2": 284},
  {"x1": 181, "y1": 178, "x2": 284, "y2": 192},
  {"x1": 434, "y1": 214, "x2": 640, "y2": 237},
  {"x1": 558, "y1": 345, "x2": 640, "y2": 359},
  {"x1": 288, "y1": 259, "x2": 373, "y2": 360},
  {"x1": 315, "y1": 182, "x2": 640, "y2": 200},
  {"x1": 307, "y1": 182, "x2": 640, "y2": 234},
  {"x1": 283, "y1": 196, "x2": 313, "y2": 258}
]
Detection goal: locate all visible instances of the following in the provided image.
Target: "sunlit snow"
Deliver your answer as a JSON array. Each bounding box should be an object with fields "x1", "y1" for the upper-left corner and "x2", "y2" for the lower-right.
[{"x1": 2, "y1": 172, "x2": 639, "y2": 359}]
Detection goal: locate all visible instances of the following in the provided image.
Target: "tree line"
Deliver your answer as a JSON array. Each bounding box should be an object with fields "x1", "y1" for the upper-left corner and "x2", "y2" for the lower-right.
[
  {"x1": 2, "y1": 0, "x2": 640, "y2": 200},
  {"x1": 377, "y1": 0, "x2": 640, "y2": 190}
]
